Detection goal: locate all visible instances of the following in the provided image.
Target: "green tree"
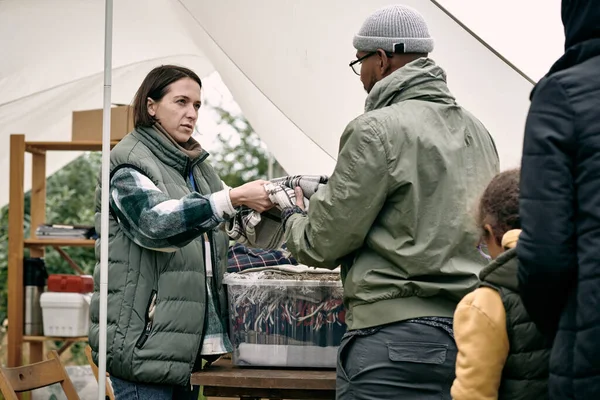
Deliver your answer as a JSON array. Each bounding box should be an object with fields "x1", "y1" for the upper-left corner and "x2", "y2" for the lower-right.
[{"x1": 209, "y1": 105, "x2": 284, "y2": 187}]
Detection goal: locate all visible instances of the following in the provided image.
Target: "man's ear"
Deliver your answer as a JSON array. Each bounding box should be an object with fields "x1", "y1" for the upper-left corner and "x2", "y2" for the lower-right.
[
  {"x1": 147, "y1": 98, "x2": 156, "y2": 117},
  {"x1": 376, "y1": 49, "x2": 391, "y2": 74}
]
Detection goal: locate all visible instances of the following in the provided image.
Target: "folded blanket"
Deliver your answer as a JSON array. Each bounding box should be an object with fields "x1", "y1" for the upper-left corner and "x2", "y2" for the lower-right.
[
  {"x1": 226, "y1": 175, "x2": 328, "y2": 249},
  {"x1": 227, "y1": 243, "x2": 298, "y2": 273}
]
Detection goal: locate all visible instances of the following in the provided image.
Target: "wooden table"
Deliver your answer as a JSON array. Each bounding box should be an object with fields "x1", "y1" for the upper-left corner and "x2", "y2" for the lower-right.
[{"x1": 191, "y1": 359, "x2": 336, "y2": 400}]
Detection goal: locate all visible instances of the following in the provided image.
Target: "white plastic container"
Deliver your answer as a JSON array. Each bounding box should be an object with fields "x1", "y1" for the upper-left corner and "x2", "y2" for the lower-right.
[
  {"x1": 40, "y1": 292, "x2": 90, "y2": 337},
  {"x1": 223, "y1": 266, "x2": 347, "y2": 368}
]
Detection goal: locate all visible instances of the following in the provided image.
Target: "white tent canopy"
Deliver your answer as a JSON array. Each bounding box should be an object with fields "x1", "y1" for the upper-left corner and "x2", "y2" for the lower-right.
[
  {"x1": 0, "y1": 0, "x2": 564, "y2": 209},
  {"x1": 0, "y1": 0, "x2": 563, "y2": 206},
  {"x1": 178, "y1": 0, "x2": 564, "y2": 173},
  {"x1": 0, "y1": 0, "x2": 215, "y2": 207},
  {"x1": 434, "y1": 0, "x2": 564, "y2": 81}
]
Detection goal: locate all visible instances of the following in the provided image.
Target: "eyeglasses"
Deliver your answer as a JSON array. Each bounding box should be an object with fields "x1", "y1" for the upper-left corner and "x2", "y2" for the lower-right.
[
  {"x1": 349, "y1": 52, "x2": 377, "y2": 76},
  {"x1": 349, "y1": 51, "x2": 396, "y2": 76},
  {"x1": 477, "y1": 242, "x2": 492, "y2": 261}
]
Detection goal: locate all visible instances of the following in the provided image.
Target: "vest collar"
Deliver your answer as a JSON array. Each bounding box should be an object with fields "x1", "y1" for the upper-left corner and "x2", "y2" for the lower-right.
[
  {"x1": 131, "y1": 125, "x2": 209, "y2": 176},
  {"x1": 479, "y1": 248, "x2": 519, "y2": 292}
]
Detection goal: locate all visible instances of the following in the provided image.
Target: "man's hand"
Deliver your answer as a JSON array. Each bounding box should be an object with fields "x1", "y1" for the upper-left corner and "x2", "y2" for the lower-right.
[{"x1": 295, "y1": 186, "x2": 305, "y2": 211}]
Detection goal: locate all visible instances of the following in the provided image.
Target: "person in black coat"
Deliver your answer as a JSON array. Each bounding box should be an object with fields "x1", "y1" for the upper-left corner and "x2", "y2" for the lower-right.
[{"x1": 518, "y1": 0, "x2": 600, "y2": 399}]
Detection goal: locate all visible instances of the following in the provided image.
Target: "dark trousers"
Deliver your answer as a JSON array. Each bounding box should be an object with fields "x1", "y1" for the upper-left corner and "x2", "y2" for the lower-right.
[{"x1": 336, "y1": 321, "x2": 457, "y2": 400}]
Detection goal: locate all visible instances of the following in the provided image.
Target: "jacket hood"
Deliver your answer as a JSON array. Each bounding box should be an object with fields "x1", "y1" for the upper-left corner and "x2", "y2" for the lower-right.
[
  {"x1": 536, "y1": 0, "x2": 600, "y2": 82},
  {"x1": 479, "y1": 248, "x2": 519, "y2": 292},
  {"x1": 562, "y1": 0, "x2": 600, "y2": 50},
  {"x1": 365, "y1": 57, "x2": 456, "y2": 112}
]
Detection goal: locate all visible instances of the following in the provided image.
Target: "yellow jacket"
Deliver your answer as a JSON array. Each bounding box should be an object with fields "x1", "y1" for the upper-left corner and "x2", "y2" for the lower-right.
[{"x1": 451, "y1": 230, "x2": 520, "y2": 400}]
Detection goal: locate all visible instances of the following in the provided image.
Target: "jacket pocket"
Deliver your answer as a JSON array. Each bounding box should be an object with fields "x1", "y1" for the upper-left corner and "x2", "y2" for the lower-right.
[
  {"x1": 388, "y1": 342, "x2": 447, "y2": 364},
  {"x1": 135, "y1": 290, "x2": 157, "y2": 349}
]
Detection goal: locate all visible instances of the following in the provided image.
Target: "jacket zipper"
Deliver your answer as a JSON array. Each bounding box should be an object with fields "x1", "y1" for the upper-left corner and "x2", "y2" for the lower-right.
[
  {"x1": 186, "y1": 163, "x2": 209, "y2": 386},
  {"x1": 186, "y1": 237, "x2": 209, "y2": 388},
  {"x1": 208, "y1": 231, "x2": 223, "y2": 317},
  {"x1": 135, "y1": 289, "x2": 157, "y2": 349},
  {"x1": 185, "y1": 160, "x2": 219, "y2": 388}
]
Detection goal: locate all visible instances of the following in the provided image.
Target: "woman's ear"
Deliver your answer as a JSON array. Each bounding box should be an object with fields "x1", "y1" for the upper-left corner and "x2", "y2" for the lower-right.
[{"x1": 147, "y1": 98, "x2": 156, "y2": 117}]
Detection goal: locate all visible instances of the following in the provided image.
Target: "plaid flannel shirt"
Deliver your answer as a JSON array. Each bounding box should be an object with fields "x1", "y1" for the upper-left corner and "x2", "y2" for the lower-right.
[
  {"x1": 110, "y1": 167, "x2": 235, "y2": 251},
  {"x1": 110, "y1": 167, "x2": 235, "y2": 356}
]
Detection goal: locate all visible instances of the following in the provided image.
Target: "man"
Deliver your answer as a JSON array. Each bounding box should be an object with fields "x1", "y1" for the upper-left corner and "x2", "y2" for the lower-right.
[
  {"x1": 518, "y1": 1, "x2": 600, "y2": 399},
  {"x1": 282, "y1": 4, "x2": 499, "y2": 400}
]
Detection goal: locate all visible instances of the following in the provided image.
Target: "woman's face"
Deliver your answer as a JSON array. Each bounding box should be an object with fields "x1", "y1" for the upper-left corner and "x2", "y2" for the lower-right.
[{"x1": 147, "y1": 77, "x2": 201, "y2": 143}]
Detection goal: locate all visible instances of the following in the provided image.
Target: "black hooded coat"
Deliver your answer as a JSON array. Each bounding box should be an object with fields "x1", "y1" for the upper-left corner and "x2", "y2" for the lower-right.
[{"x1": 518, "y1": 1, "x2": 600, "y2": 398}]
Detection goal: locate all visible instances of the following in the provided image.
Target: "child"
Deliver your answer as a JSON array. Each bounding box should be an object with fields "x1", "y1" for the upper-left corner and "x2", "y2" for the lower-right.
[{"x1": 451, "y1": 169, "x2": 550, "y2": 400}]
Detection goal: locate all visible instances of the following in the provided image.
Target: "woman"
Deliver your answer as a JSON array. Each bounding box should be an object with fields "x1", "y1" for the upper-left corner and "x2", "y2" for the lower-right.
[
  {"x1": 450, "y1": 169, "x2": 550, "y2": 400},
  {"x1": 88, "y1": 65, "x2": 272, "y2": 399}
]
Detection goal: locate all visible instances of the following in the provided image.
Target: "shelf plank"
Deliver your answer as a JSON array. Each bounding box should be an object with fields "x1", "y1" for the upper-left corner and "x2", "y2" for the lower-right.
[
  {"x1": 23, "y1": 336, "x2": 88, "y2": 342},
  {"x1": 24, "y1": 238, "x2": 96, "y2": 248},
  {"x1": 25, "y1": 141, "x2": 120, "y2": 153}
]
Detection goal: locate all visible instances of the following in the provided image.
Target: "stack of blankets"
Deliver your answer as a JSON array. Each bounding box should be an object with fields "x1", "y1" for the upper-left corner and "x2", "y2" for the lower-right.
[{"x1": 227, "y1": 243, "x2": 298, "y2": 273}]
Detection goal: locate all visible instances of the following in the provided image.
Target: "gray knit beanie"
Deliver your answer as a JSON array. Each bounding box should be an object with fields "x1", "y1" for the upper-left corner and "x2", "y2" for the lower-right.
[{"x1": 353, "y1": 5, "x2": 434, "y2": 54}]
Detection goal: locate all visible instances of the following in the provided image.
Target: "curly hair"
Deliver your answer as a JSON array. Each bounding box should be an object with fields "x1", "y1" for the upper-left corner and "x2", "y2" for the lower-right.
[{"x1": 477, "y1": 169, "x2": 521, "y2": 244}]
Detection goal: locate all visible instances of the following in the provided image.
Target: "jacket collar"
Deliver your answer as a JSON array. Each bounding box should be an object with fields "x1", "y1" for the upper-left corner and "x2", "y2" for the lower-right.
[
  {"x1": 364, "y1": 57, "x2": 456, "y2": 112},
  {"x1": 130, "y1": 125, "x2": 209, "y2": 176},
  {"x1": 547, "y1": 38, "x2": 600, "y2": 77},
  {"x1": 530, "y1": 38, "x2": 600, "y2": 99},
  {"x1": 479, "y1": 248, "x2": 519, "y2": 292}
]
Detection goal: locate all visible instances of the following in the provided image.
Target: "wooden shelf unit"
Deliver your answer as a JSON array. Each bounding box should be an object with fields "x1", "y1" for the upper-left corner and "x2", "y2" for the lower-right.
[{"x1": 7, "y1": 134, "x2": 109, "y2": 369}]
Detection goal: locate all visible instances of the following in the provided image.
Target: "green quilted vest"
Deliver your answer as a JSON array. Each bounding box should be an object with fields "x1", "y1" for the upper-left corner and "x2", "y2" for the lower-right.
[{"x1": 89, "y1": 126, "x2": 229, "y2": 386}]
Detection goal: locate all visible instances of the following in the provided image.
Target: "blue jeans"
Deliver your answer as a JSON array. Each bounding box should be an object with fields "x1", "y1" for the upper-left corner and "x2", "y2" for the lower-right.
[{"x1": 111, "y1": 376, "x2": 200, "y2": 400}]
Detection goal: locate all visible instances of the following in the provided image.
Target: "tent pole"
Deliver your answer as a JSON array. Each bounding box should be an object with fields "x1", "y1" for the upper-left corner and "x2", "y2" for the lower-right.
[{"x1": 98, "y1": 0, "x2": 113, "y2": 399}]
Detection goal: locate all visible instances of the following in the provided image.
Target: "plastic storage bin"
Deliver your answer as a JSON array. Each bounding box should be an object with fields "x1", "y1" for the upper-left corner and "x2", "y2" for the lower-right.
[
  {"x1": 223, "y1": 267, "x2": 346, "y2": 368},
  {"x1": 40, "y1": 292, "x2": 90, "y2": 337}
]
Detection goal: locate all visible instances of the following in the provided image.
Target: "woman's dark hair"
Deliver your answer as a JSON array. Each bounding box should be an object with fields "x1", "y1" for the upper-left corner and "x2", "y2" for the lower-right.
[
  {"x1": 132, "y1": 65, "x2": 202, "y2": 128},
  {"x1": 478, "y1": 169, "x2": 521, "y2": 244}
]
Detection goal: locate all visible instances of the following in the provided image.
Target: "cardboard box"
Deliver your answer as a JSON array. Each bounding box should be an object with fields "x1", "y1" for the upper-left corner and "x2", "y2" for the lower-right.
[{"x1": 72, "y1": 105, "x2": 134, "y2": 141}]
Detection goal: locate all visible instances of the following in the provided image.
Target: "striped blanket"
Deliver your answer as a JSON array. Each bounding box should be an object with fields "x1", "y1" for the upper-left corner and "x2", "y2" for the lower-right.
[{"x1": 225, "y1": 175, "x2": 328, "y2": 249}]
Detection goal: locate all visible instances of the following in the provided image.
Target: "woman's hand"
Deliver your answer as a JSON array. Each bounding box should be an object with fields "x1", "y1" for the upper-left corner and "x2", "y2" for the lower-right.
[{"x1": 229, "y1": 180, "x2": 274, "y2": 213}]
